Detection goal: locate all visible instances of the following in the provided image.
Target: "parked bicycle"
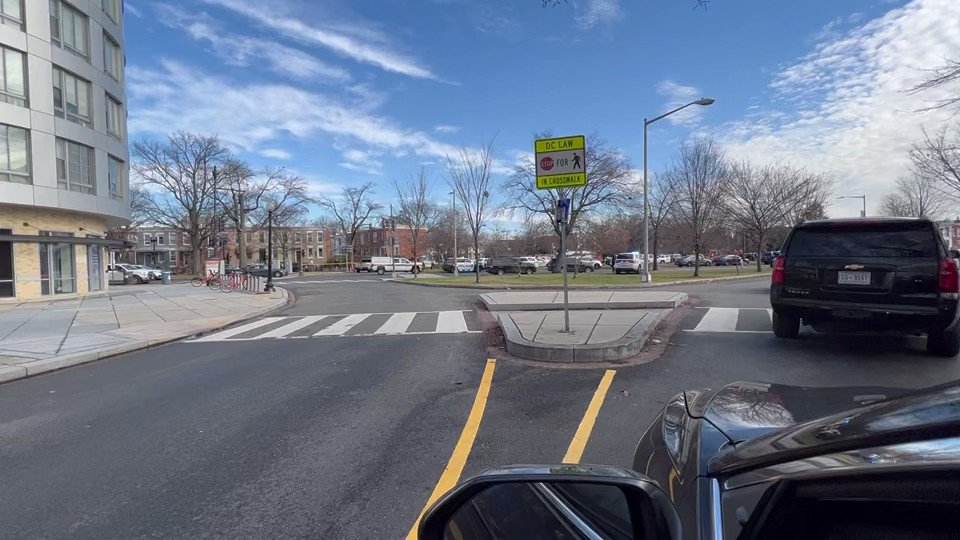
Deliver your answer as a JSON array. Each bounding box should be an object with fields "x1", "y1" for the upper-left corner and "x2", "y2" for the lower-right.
[
  {"x1": 191, "y1": 271, "x2": 222, "y2": 288},
  {"x1": 220, "y1": 273, "x2": 249, "y2": 293}
]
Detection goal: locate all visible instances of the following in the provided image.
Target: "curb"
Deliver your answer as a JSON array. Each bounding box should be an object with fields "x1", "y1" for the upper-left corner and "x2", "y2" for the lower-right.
[
  {"x1": 0, "y1": 287, "x2": 294, "y2": 385},
  {"x1": 497, "y1": 309, "x2": 670, "y2": 363},
  {"x1": 480, "y1": 292, "x2": 687, "y2": 312},
  {"x1": 391, "y1": 272, "x2": 770, "y2": 290}
]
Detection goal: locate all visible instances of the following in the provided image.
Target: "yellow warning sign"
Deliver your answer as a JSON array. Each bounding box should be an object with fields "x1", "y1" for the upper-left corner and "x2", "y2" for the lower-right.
[{"x1": 536, "y1": 173, "x2": 587, "y2": 190}]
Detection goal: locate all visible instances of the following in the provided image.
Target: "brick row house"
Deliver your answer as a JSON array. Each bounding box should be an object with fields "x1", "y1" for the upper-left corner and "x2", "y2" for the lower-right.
[{"x1": 354, "y1": 218, "x2": 429, "y2": 262}]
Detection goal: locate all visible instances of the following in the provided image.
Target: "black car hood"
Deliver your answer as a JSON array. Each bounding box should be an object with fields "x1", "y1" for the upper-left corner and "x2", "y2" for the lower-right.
[{"x1": 688, "y1": 381, "x2": 910, "y2": 445}]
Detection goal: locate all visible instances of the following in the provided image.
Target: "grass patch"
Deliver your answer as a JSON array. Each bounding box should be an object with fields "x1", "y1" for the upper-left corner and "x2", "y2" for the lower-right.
[{"x1": 410, "y1": 266, "x2": 770, "y2": 288}]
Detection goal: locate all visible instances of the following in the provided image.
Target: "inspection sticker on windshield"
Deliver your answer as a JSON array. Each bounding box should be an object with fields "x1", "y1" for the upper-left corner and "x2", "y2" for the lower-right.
[
  {"x1": 838, "y1": 271, "x2": 871, "y2": 285},
  {"x1": 535, "y1": 135, "x2": 586, "y2": 190}
]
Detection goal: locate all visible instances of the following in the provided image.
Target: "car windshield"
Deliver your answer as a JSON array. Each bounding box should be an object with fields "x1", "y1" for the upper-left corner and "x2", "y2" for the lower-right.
[
  {"x1": 6, "y1": 2, "x2": 960, "y2": 538},
  {"x1": 789, "y1": 224, "x2": 939, "y2": 258}
]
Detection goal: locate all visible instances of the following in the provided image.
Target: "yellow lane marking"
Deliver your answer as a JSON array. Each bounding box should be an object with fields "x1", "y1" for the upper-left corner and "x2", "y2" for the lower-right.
[
  {"x1": 563, "y1": 369, "x2": 617, "y2": 464},
  {"x1": 406, "y1": 359, "x2": 497, "y2": 540}
]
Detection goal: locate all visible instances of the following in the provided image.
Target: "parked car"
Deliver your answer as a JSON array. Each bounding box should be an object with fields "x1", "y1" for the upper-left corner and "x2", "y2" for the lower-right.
[
  {"x1": 246, "y1": 264, "x2": 286, "y2": 278},
  {"x1": 656, "y1": 254, "x2": 672, "y2": 264},
  {"x1": 111, "y1": 263, "x2": 153, "y2": 284},
  {"x1": 135, "y1": 265, "x2": 162, "y2": 280},
  {"x1": 613, "y1": 252, "x2": 643, "y2": 274},
  {"x1": 361, "y1": 256, "x2": 422, "y2": 275},
  {"x1": 713, "y1": 254, "x2": 743, "y2": 266},
  {"x1": 487, "y1": 256, "x2": 538, "y2": 275},
  {"x1": 770, "y1": 217, "x2": 960, "y2": 356},
  {"x1": 761, "y1": 250, "x2": 781, "y2": 265},
  {"x1": 581, "y1": 256, "x2": 603, "y2": 270},
  {"x1": 418, "y1": 256, "x2": 436, "y2": 269},
  {"x1": 224, "y1": 264, "x2": 243, "y2": 275},
  {"x1": 442, "y1": 258, "x2": 475, "y2": 273},
  {"x1": 675, "y1": 254, "x2": 712, "y2": 267},
  {"x1": 545, "y1": 258, "x2": 593, "y2": 273},
  {"x1": 420, "y1": 378, "x2": 957, "y2": 540}
]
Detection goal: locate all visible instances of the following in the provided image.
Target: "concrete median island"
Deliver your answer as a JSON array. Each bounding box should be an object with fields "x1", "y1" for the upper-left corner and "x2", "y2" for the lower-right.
[{"x1": 487, "y1": 290, "x2": 688, "y2": 363}]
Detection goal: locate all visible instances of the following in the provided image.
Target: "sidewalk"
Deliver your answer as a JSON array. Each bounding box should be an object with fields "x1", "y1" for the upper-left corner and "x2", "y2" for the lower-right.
[{"x1": 0, "y1": 284, "x2": 288, "y2": 383}]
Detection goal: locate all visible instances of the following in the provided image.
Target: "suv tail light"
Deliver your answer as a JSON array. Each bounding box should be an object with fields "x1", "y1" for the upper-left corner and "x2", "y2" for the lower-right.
[
  {"x1": 940, "y1": 258, "x2": 959, "y2": 296},
  {"x1": 772, "y1": 257, "x2": 786, "y2": 285}
]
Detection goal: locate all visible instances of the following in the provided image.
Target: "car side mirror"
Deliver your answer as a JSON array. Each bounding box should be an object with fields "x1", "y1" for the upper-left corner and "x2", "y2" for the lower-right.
[
  {"x1": 950, "y1": 249, "x2": 960, "y2": 259},
  {"x1": 419, "y1": 465, "x2": 680, "y2": 540}
]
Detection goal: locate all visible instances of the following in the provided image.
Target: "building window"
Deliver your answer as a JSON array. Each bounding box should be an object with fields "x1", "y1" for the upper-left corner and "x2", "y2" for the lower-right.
[
  {"x1": 0, "y1": 46, "x2": 26, "y2": 107},
  {"x1": 259, "y1": 232, "x2": 265, "y2": 242},
  {"x1": 39, "y1": 231, "x2": 76, "y2": 295},
  {"x1": 0, "y1": 124, "x2": 30, "y2": 184},
  {"x1": 156, "y1": 234, "x2": 165, "y2": 246},
  {"x1": 307, "y1": 247, "x2": 314, "y2": 257},
  {"x1": 87, "y1": 237, "x2": 102, "y2": 292},
  {"x1": 1, "y1": 0, "x2": 22, "y2": 28},
  {"x1": 103, "y1": 32, "x2": 121, "y2": 81},
  {"x1": 142, "y1": 234, "x2": 150, "y2": 246},
  {"x1": 56, "y1": 138, "x2": 94, "y2": 194},
  {"x1": 52, "y1": 67, "x2": 92, "y2": 127},
  {"x1": 306, "y1": 232, "x2": 313, "y2": 243},
  {"x1": 108, "y1": 155, "x2": 123, "y2": 199},
  {"x1": 101, "y1": 0, "x2": 119, "y2": 23},
  {"x1": 295, "y1": 232, "x2": 302, "y2": 242},
  {"x1": 317, "y1": 231, "x2": 324, "y2": 243},
  {"x1": 105, "y1": 94, "x2": 123, "y2": 139},
  {"x1": 207, "y1": 248, "x2": 215, "y2": 259},
  {"x1": 245, "y1": 232, "x2": 251, "y2": 244},
  {"x1": 50, "y1": 0, "x2": 89, "y2": 58}
]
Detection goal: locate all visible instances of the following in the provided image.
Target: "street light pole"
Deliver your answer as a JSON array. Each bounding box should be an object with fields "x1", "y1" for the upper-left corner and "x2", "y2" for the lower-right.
[
  {"x1": 838, "y1": 195, "x2": 867, "y2": 217},
  {"x1": 264, "y1": 203, "x2": 276, "y2": 292},
  {"x1": 643, "y1": 98, "x2": 715, "y2": 283},
  {"x1": 450, "y1": 191, "x2": 458, "y2": 278}
]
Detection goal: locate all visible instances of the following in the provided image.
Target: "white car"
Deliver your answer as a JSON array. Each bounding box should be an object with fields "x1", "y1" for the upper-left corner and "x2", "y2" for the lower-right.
[
  {"x1": 656, "y1": 254, "x2": 672, "y2": 264},
  {"x1": 112, "y1": 263, "x2": 153, "y2": 284},
  {"x1": 614, "y1": 252, "x2": 643, "y2": 274}
]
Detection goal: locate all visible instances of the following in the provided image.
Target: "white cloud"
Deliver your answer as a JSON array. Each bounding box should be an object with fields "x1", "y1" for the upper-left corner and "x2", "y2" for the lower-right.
[
  {"x1": 128, "y1": 60, "x2": 462, "y2": 162},
  {"x1": 435, "y1": 124, "x2": 460, "y2": 134},
  {"x1": 261, "y1": 148, "x2": 293, "y2": 160},
  {"x1": 156, "y1": 5, "x2": 351, "y2": 84},
  {"x1": 656, "y1": 80, "x2": 706, "y2": 126},
  {"x1": 203, "y1": 0, "x2": 440, "y2": 81},
  {"x1": 717, "y1": 0, "x2": 960, "y2": 216},
  {"x1": 125, "y1": 1, "x2": 143, "y2": 18},
  {"x1": 578, "y1": 0, "x2": 623, "y2": 29}
]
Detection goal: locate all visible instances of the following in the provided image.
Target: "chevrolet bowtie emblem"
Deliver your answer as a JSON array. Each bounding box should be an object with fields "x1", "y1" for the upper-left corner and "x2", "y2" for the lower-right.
[{"x1": 844, "y1": 264, "x2": 865, "y2": 270}]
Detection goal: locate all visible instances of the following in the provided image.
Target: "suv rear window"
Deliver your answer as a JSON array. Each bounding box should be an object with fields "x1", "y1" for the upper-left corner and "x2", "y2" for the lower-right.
[
  {"x1": 616, "y1": 254, "x2": 636, "y2": 260},
  {"x1": 788, "y1": 223, "x2": 939, "y2": 258}
]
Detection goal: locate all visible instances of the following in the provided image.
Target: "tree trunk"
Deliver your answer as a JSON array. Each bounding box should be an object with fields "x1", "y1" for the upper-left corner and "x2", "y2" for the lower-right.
[
  {"x1": 756, "y1": 234, "x2": 764, "y2": 272},
  {"x1": 411, "y1": 230, "x2": 418, "y2": 279},
  {"x1": 474, "y1": 234, "x2": 480, "y2": 284},
  {"x1": 192, "y1": 237, "x2": 205, "y2": 275},
  {"x1": 693, "y1": 246, "x2": 700, "y2": 277},
  {"x1": 652, "y1": 230, "x2": 660, "y2": 271}
]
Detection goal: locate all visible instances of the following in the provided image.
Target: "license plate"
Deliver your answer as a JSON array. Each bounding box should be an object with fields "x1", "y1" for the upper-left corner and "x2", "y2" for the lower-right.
[{"x1": 838, "y1": 271, "x2": 871, "y2": 285}]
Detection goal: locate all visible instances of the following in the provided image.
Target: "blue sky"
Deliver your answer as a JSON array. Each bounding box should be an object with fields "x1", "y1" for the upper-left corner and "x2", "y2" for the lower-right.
[{"x1": 124, "y1": 0, "x2": 960, "y2": 219}]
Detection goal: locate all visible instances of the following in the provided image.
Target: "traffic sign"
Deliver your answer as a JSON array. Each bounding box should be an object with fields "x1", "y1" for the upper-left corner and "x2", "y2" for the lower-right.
[
  {"x1": 556, "y1": 198, "x2": 571, "y2": 224},
  {"x1": 535, "y1": 135, "x2": 586, "y2": 190}
]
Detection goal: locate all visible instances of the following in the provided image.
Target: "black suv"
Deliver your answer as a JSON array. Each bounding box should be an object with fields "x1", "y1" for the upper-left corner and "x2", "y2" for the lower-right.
[
  {"x1": 486, "y1": 257, "x2": 537, "y2": 275},
  {"x1": 770, "y1": 217, "x2": 960, "y2": 356}
]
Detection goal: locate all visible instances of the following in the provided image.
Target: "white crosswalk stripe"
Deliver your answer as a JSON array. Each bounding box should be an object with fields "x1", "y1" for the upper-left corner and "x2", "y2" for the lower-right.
[
  {"x1": 279, "y1": 279, "x2": 373, "y2": 284},
  {"x1": 686, "y1": 307, "x2": 773, "y2": 334},
  {"x1": 188, "y1": 311, "x2": 481, "y2": 342}
]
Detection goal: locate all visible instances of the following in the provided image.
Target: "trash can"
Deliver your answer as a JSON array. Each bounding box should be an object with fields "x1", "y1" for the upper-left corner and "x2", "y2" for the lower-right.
[{"x1": 161, "y1": 271, "x2": 172, "y2": 284}]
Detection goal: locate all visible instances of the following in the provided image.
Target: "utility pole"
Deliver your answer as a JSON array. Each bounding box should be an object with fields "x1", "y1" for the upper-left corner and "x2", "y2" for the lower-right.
[{"x1": 390, "y1": 204, "x2": 397, "y2": 278}]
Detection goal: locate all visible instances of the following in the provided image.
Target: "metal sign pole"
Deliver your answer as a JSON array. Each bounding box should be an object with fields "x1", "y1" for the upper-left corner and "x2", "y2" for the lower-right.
[{"x1": 561, "y1": 217, "x2": 570, "y2": 333}]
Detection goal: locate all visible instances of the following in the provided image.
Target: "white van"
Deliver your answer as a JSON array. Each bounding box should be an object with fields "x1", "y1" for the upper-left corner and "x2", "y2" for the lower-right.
[{"x1": 366, "y1": 256, "x2": 422, "y2": 275}]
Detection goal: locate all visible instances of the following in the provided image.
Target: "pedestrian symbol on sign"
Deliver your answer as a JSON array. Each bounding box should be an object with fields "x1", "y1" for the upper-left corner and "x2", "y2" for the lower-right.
[{"x1": 572, "y1": 153, "x2": 581, "y2": 170}]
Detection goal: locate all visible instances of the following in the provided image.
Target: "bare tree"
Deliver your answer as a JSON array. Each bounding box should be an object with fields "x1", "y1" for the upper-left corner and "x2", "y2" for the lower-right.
[
  {"x1": 725, "y1": 162, "x2": 835, "y2": 271},
  {"x1": 910, "y1": 126, "x2": 960, "y2": 203},
  {"x1": 132, "y1": 132, "x2": 227, "y2": 274},
  {"x1": 503, "y1": 134, "x2": 633, "y2": 266},
  {"x1": 625, "y1": 171, "x2": 678, "y2": 271},
  {"x1": 393, "y1": 168, "x2": 442, "y2": 278},
  {"x1": 444, "y1": 140, "x2": 497, "y2": 283},
  {"x1": 671, "y1": 138, "x2": 729, "y2": 277},
  {"x1": 317, "y1": 182, "x2": 383, "y2": 270},
  {"x1": 106, "y1": 183, "x2": 151, "y2": 263},
  {"x1": 906, "y1": 58, "x2": 960, "y2": 112},
  {"x1": 218, "y1": 161, "x2": 312, "y2": 268},
  {"x1": 880, "y1": 174, "x2": 946, "y2": 219}
]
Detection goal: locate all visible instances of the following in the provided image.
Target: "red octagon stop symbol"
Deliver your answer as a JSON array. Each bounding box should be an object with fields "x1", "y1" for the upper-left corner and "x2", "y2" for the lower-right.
[{"x1": 540, "y1": 156, "x2": 554, "y2": 171}]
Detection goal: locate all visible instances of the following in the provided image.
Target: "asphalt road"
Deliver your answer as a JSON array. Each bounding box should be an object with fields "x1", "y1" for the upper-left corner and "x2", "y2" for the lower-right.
[{"x1": 2, "y1": 273, "x2": 959, "y2": 538}]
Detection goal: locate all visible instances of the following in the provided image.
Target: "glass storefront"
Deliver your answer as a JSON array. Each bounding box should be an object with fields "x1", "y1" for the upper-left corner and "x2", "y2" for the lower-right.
[
  {"x1": 39, "y1": 231, "x2": 76, "y2": 295},
  {"x1": 87, "y1": 236, "x2": 102, "y2": 291}
]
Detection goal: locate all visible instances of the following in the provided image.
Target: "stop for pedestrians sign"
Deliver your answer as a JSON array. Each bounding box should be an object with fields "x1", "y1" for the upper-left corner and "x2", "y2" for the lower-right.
[{"x1": 535, "y1": 135, "x2": 586, "y2": 190}]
